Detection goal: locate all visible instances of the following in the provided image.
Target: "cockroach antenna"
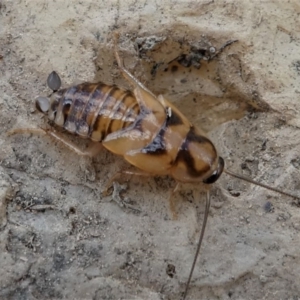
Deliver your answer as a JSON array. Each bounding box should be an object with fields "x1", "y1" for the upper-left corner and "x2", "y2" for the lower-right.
[
  {"x1": 182, "y1": 169, "x2": 300, "y2": 300},
  {"x1": 182, "y1": 190, "x2": 210, "y2": 300},
  {"x1": 224, "y1": 169, "x2": 300, "y2": 200}
]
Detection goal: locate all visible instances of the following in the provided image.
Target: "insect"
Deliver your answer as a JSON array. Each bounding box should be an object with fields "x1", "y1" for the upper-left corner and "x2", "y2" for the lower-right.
[{"x1": 8, "y1": 34, "x2": 300, "y2": 299}]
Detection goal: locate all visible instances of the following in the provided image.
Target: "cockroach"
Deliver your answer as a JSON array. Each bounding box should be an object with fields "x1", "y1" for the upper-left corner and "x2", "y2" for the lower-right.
[{"x1": 8, "y1": 34, "x2": 300, "y2": 299}]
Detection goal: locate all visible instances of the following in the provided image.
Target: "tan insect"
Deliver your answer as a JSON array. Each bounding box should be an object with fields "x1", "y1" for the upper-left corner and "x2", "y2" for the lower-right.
[{"x1": 9, "y1": 34, "x2": 300, "y2": 299}]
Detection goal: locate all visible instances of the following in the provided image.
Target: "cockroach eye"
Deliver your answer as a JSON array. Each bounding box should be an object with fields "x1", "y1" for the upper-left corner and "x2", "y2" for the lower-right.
[
  {"x1": 35, "y1": 96, "x2": 50, "y2": 113},
  {"x1": 203, "y1": 157, "x2": 225, "y2": 184},
  {"x1": 47, "y1": 71, "x2": 62, "y2": 91}
]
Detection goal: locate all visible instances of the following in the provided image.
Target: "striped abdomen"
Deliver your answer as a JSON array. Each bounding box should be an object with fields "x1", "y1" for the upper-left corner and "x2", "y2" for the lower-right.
[{"x1": 49, "y1": 82, "x2": 140, "y2": 141}]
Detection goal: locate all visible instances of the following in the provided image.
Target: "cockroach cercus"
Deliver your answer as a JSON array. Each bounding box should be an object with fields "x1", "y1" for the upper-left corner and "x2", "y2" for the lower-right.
[{"x1": 8, "y1": 34, "x2": 300, "y2": 299}]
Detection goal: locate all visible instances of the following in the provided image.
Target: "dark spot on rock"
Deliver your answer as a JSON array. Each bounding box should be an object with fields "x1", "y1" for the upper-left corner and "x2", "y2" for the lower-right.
[
  {"x1": 171, "y1": 65, "x2": 178, "y2": 72},
  {"x1": 180, "y1": 78, "x2": 187, "y2": 84},
  {"x1": 264, "y1": 201, "x2": 274, "y2": 213},
  {"x1": 291, "y1": 157, "x2": 300, "y2": 169},
  {"x1": 166, "y1": 263, "x2": 176, "y2": 278},
  {"x1": 69, "y1": 206, "x2": 76, "y2": 214}
]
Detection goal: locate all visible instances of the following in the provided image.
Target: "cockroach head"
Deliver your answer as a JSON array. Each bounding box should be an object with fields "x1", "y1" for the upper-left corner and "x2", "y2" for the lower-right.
[{"x1": 171, "y1": 127, "x2": 225, "y2": 184}]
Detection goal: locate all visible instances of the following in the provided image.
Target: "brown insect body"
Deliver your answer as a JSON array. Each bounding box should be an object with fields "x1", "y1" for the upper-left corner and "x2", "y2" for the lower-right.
[
  {"x1": 38, "y1": 76, "x2": 223, "y2": 184},
  {"x1": 49, "y1": 83, "x2": 140, "y2": 142}
]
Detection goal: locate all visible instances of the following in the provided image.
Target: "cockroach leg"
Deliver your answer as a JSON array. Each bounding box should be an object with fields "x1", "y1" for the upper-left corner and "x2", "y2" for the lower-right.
[
  {"x1": 111, "y1": 181, "x2": 141, "y2": 213},
  {"x1": 46, "y1": 130, "x2": 103, "y2": 157},
  {"x1": 113, "y1": 32, "x2": 156, "y2": 97},
  {"x1": 7, "y1": 127, "x2": 48, "y2": 136},
  {"x1": 8, "y1": 127, "x2": 102, "y2": 157},
  {"x1": 102, "y1": 169, "x2": 152, "y2": 196}
]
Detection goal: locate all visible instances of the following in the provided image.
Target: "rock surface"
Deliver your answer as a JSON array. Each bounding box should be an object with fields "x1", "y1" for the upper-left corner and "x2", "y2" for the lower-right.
[{"x1": 0, "y1": 1, "x2": 300, "y2": 299}]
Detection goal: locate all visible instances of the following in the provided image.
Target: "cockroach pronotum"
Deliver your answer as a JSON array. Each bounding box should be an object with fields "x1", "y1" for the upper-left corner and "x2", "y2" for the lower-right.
[{"x1": 8, "y1": 34, "x2": 300, "y2": 299}]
